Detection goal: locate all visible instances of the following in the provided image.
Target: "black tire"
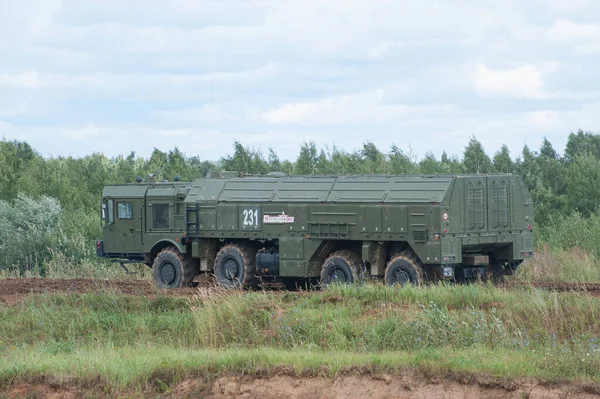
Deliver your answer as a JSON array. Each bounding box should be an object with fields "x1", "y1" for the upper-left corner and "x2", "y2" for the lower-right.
[
  {"x1": 213, "y1": 243, "x2": 259, "y2": 289},
  {"x1": 384, "y1": 251, "x2": 423, "y2": 287},
  {"x1": 153, "y1": 247, "x2": 199, "y2": 289},
  {"x1": 320, "y1": 250, "x2": 364, "y2": 287}
]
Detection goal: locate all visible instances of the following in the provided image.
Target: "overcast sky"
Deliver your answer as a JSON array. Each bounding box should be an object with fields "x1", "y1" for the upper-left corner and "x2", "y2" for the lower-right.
[{"x1": 1, "y1": 0, "x2": 599, "y2": 162}]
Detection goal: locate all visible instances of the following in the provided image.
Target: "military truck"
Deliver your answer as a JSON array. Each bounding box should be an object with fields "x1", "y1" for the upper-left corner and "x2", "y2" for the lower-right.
[{"x1": 96, "y1": 173, "x2": 534, "y2": 289}]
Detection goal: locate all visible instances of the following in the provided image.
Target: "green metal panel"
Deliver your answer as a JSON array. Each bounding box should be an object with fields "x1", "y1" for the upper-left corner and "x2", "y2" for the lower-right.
[
  {"x1": 465, "y1": 177, "x2": 487, "y2": 232},
  {"x1": 199, "y1": 206, "x2": 216, "y2": 230},
  {"x1": 216, "y1": 204, "x2": 238, "y2": 231},
  {"x1": 487, "y1": 177, "x2": 511, "y2": 231},
  {"x1": 185, "y1": 179, "x2": 226, "y2": 203},
  {"x1": 274, "y1": 178, "x2": 334, "y2": 202},
  {"x1": 382, "y1": 205, "x2": 408, "y2": 234},
  {"x1": 210, "y1": 175, "x2": 453, "y2": 204},
  {"x1": 360, "y1": 205, "x2": 382, "y2": 233},
  {"x1": 102, "y1": 185, "x2": 149, "y2": 198},
  {"x1": 280, "y1": 237, "x2": 306, "y2": 276}
]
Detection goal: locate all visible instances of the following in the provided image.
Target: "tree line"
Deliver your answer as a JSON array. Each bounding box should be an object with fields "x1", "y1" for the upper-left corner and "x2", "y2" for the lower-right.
[{"x1": 1, "y1": 130, "x2": 600, "y2": 273}]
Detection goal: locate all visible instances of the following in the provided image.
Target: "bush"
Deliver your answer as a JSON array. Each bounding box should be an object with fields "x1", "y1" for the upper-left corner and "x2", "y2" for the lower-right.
[{"x1": 0, "y1": 194, "x2": 63, "y2": 275}]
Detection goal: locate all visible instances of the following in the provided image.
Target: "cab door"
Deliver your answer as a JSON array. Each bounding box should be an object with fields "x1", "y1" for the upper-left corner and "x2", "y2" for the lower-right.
[{"x1": 112, "y1": 199, "x2": 144, "y2": 254}]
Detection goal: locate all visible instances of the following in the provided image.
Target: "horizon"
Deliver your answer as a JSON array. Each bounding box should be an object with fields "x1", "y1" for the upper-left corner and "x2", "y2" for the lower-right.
[{"x1": 1, "y1": 134, "x2": 572, "y2": 162}]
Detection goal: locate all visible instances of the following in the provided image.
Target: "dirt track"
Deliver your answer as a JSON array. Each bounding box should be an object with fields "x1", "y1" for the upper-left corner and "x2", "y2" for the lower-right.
[
  {"x1": 5, "y1": 373, "x2": 600, "y2": 399},
  {"x1": 0, "y1": 278, "x2": 199, "y2": 305},
  {"x1": 4, "y1": 277, "x2": 600, "y2": 306}
]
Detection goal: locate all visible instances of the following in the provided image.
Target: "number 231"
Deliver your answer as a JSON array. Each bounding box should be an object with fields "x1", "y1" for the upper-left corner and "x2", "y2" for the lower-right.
[{"x1": 243, "y1": 209, "x2": 259, "y2": 226}]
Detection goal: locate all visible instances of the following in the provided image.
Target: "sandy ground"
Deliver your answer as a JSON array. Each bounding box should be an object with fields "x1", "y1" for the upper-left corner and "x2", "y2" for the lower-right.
[{"x1": 4, "y1": 373, "x2": 600, "y2": 399}]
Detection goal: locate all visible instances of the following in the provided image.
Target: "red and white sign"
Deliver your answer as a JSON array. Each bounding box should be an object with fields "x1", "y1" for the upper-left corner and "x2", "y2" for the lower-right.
[
  {"x1": 264, "y1": 211, "x2": 295, "y2": 224},
  {"x1": 443, "y1": 212, "x2": 449, "y2": 221}
]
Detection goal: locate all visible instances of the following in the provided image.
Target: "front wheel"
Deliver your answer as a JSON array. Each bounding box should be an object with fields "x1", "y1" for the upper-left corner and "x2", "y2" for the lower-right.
[{"x1": 153, "y1": 247, "x2": 199, "y2": 289}]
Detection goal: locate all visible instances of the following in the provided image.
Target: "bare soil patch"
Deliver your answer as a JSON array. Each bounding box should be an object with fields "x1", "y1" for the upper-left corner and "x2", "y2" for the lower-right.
[
  {"x1": 4, "y1": 373, "x2": 600, "y2": 399},
  {"x1": 0, "y1": 277, "x2": 201, "y2": 305}
]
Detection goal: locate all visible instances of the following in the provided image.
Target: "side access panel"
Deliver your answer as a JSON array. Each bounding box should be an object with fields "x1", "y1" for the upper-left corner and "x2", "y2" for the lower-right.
[
  {"x1": 217, "y1": 205, "x2": 239, "y2": 231},
  {"x1": 279, "y1": 237, "x2": 305, "y2": 277}
]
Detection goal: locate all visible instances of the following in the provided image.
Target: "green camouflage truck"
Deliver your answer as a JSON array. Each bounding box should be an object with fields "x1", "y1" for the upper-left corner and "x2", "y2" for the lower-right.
[{"x1": 96, "y1": 173, "x2": 534, "y2": 289}]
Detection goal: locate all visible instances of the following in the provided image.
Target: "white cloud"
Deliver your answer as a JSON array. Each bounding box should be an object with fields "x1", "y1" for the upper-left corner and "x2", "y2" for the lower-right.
[
  {"x1": 547, "y1": 19, "x2": 600, "y2": 54},
  {"x1": 61, "y1": 125, "x2": 104, "y2": 140},
  {"x1": 169, "y1": 63, "x2": 279, "y2": 84},
  {"x1": 262, "y1": 90, "x2": 419, "y2": 125},
  {"x1": 0, "y1": 71, "x2": 107, "y2": 89},
  {"x1": 524, "y1": 111, "x2": 560, "y2": 129},
  {"x1": 367, "y1": 41, "x2": 400, "y2": 59},
  {"x1": 158, "y1": 104, "x2": 235, "y2": 124},
  {"x1": 548, "y1": 19, "x2": 600, "y2": 41},
  {"x1": 474, "y1": 64, "x2": 554, "y2": 99}
]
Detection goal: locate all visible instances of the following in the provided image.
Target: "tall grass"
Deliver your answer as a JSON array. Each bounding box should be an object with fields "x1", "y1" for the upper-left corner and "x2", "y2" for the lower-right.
[
  {"x1": 517, "y1": 245, "x2": 600, "y2": 283},
  {"x1": 3, "y1": 285, "x2": 600, "y2": 390}
]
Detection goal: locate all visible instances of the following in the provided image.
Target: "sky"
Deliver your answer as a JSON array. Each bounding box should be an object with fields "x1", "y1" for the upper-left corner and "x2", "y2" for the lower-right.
[{"x1": 1, "y1": 0, "x2": 599, "y2": 162}]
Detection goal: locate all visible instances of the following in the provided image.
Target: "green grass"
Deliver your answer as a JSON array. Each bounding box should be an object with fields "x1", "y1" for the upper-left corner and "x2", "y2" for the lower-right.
[
  {"x1": 517, "y1": 245, "x2": 600, "y2": 283},
  {"x1": 3, "y1": 346, "x2": 599, "y2": 390},
  {"x1": 0, "y1": 251, "x2": 153, "y2": 280},
  {"x1": 2, "y1": 284, "x2": 600, "y2": 393}
]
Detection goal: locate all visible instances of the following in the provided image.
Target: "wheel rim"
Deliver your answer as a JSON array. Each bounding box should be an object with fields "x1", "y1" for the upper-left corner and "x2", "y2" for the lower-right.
[
  {"x1": 223, "y1": 257, "x2": 241, "y2": 282},
  {"x1": 328, "y1": 265, "x2": 350, "y2": 284},
  {"x1": 391, "y1": 267, "x2": 411, "y2": 286},
  {"x1": 159, "y1": 261, "x2": 177, "y2": 286}
]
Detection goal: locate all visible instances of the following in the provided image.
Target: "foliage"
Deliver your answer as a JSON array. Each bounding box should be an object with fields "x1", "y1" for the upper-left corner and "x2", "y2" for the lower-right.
[
  {"x1": 0, "y1": 194, "x2": 63, "y2": 275},
  {"x1": 2, "y1": 130, "x2": 600, "y2": 272}
]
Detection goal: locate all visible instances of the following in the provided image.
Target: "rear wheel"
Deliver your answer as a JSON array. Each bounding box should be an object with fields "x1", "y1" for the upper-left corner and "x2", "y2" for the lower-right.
[
  {"x1": 385, "y1": 251, "x2": 423, "y2": 287},
  {"x1": 153, "y1": 247, "x2": 199, "y2": 289},
  {"x1": 213, "y1": 243, "x2": 259, "y2": 289},
  {"x1": 320, "y1": 250, "x2": 364, "y2": 287}
]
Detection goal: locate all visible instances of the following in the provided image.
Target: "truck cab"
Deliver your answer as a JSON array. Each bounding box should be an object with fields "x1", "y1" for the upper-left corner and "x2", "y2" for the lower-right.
[{"x1": 97, "y1": 181, "x2": 191, "y2": 266}]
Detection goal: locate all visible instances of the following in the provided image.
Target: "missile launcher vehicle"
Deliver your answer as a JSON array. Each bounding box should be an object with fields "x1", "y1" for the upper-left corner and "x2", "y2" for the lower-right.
[{"x1": 97, "y1": 172, "x2": 534, "y2": 289}]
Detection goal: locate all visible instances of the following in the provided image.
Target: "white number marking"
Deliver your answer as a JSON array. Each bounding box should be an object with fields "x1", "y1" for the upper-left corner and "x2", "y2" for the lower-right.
[{"x1": 243, "y1": 209, "x2": 259, "y2": 227}]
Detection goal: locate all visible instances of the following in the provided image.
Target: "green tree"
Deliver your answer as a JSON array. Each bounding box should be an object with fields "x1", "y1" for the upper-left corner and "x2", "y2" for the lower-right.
[
  {"x1": 295, "y1": 142, "x2": 318, "y2": 175},
  {"x1": 565, "y1": 154, "x2": 600, "y2": 216},
  {"x1": 463, "y1": 137, "x2": 491, "y2": 173},
  {"x1": 440, "y1": 151, "x2": 464, "y2": 173},
  {"x1": 492, "y1": 145, "x2": 513, "y2": 173},
  {"x1": 564, "y1": 130, "x2": 600, "y2": 163},
  {"x1": 418, "y1": 152, "x2": 442, "y2": 174},
  {"x1": 360, "y1": 141, "x2": 386, "y2": 173},
  {"x1": 388, "y1": 144, "x2": 415, "y2": 174},
  {"x1": 221, "y1": 141, "x2": 269, "y2": 175}
]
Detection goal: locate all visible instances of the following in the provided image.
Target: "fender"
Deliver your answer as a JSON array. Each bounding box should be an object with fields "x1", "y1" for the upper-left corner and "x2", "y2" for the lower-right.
[{"x1": 148, "y1": 239, "x2": 186, "y2": 256}]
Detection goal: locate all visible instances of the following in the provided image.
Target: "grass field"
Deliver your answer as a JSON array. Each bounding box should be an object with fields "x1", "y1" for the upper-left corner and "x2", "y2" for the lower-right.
[
  {"x1": 2, "y1": 283, "x2": 600, "y2": 395},
  {"x1": 3, "y1": 245, "x2": 600, "y2": 396}
]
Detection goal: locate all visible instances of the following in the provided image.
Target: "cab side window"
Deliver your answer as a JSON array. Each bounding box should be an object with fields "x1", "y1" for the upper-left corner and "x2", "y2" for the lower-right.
[
  {"x1": 153, "y1": 204, "x2": 169, "y2": 229},
  {"x1": 117, "y1": 203, "x2": 133, "y2": 220}
]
